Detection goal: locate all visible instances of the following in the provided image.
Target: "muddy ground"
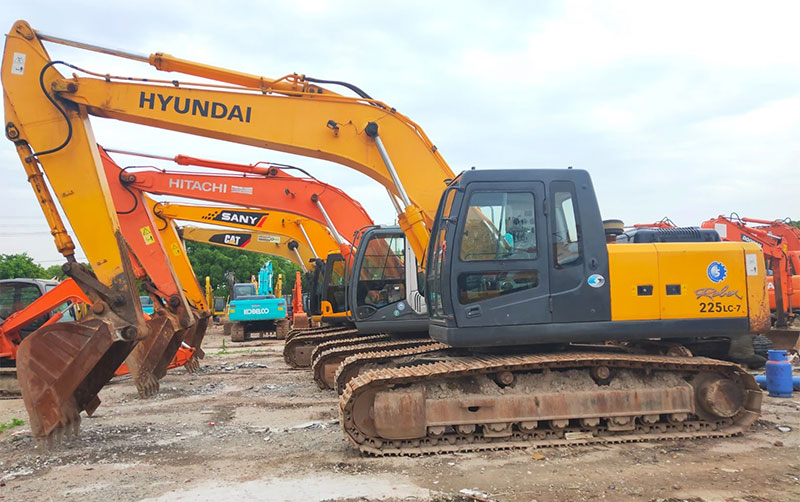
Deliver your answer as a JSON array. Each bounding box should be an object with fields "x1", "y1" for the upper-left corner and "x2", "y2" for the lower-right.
[{"x1": 1, "y1": 326, "x2": 799, "y2": 502}]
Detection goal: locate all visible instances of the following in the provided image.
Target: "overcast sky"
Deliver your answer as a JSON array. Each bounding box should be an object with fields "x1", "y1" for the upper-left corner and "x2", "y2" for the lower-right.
[{"x1": 1, "y1": 1, "x2": 799, "y2": 265}]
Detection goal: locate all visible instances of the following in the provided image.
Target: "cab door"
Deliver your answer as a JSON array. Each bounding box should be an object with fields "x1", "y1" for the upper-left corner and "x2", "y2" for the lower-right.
[{"x1": 450, "y1": 182, "x2": 552, "y2": 328}]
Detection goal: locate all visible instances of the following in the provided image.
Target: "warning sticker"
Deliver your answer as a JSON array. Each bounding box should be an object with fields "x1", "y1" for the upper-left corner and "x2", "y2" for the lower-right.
[
  {"x1": 11, "y1": 53, "x2": 26, "y2": 75},
  {"x1": 140, "y1": 226, "x2": 155, "y2": 245},
  {"x1": 745, "y1": 253, "x2": 759, "y2": 276},
  {"x1": 231, "y1": 185, "x2": 254, "y2": 195},
  {"x1": 257, "y1": 234, "x2": 280, "y2": 243}
]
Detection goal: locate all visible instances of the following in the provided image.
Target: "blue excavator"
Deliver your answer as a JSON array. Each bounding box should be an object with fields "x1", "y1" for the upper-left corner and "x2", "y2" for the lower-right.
[{"x1": 227, "y1": 261, "x2": 289, "y2": 341}]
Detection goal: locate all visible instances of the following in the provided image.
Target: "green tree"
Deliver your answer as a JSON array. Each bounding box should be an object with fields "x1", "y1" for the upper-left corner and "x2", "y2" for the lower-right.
[
  {"x1": 0, "y1": 253, "x2": 46, "y2": 279},
  {"x1": 43, "y1": 264, "x2": 67, "y2": 280},
  {"x1": 184, "y1": 242, "x2": 304, "y2": 298}
]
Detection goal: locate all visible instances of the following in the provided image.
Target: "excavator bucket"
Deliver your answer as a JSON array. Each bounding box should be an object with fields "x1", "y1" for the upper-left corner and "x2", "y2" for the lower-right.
[
  {"x1": 122, "y1": 314, "x2": 179, "y2": 398},
  {"x1": 181, "y1": 312, "x2": 210, "y2": 373},
  {"x1": 16, "y1": 318, "x2": 134, "y2": 439}
]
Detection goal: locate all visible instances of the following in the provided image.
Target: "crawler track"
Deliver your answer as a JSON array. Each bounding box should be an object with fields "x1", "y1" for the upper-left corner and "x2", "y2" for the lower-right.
[
  {"x1": 311, "y1": 336, "x2": 436, "y2": 390},
  {"x1": 285, "y1": 325, "x2": 352, "y2": 343},
  {"x1": 310, "y1": 334, "x2": 393, "y2": 364},
  {"x1": 339, "y1": 351, "x2": 761, "y2": 456},
  {"x1": 310, "y1": 338, "x2": 442, "y2": 391},
  {"x1": 282, "y1": 328, "x2": 359, "y2": 368},
  {"x1": 0, "y1": 367, "x2": 20, "y2": 396},
  {"x1": 334, "y1": 342, "x2": 450, "y2": 395}
]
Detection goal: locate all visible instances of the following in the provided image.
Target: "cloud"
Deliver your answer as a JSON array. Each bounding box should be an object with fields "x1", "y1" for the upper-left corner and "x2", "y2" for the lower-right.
[{"x1": 0, "y1": 1, "x2": 798, "y2": 267}]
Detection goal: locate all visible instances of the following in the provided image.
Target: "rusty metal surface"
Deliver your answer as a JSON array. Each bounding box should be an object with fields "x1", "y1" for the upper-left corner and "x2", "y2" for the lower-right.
[
  {"x1": 310, "y1": 334, "x2": 392, "y2": 364},
  {"x1": 309, "y1": 334, "x2": 393, "y2": 389},
  {"x1": 282, "y1": 328, "x2": 358, "y2": 368},
  {"x1": 763, "y1": 327, "x2": 800, "y2": 352},
  {"x1": 285, "y1": 325, "x2": 350, "y2": 342},
  {"x1": 123, "y1": 314, "x2": 179, "y2": 397},
  {"x1": 276, "y1": 319, "x2": 291, "y2": 340},
  {"x1": 334, "y1": 342, "x2": 449, "y2": 395},
  {"x1": 182, "y1": 312, "x2": 210, "y2": 373},
  {"x1": 339, "y1": 351, "x2": 761, "y2": 456},
  {"x1": 312, "y1": 337, "x2": 438, "y2": 391},
  {"x1": 16, "y1": 318, "x2": 135, "y2": 438}
]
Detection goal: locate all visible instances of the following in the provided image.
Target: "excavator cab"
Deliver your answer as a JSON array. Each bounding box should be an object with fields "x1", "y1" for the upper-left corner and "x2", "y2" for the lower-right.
[
  {"x1": 427, "y1": 169, "x2": 611, "y2": 346},
  {"x1": 318, "y1": 254, "x2": 348, "y2": 324},
  {"x1": 346, "y1": 226, "x2": 428, "y2": 334},
  {"x1": 0, "y1": 280, "x2": 61, "y2": 337}
]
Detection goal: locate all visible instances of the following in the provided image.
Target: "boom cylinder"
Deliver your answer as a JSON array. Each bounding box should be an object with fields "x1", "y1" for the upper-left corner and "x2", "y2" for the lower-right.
[{"x1": 297, "y1": 222, "x2": 319, "y2": 259}]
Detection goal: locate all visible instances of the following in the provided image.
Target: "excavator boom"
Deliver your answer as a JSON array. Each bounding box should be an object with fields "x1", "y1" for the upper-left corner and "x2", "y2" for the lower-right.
[
  {"x1": 179, "y1": 226, "x2": 311, "y2": 269},
  {"x1": 152, "y1": 201, "x2": 340, "y2": 267},
  {"x1": 3, "y1": 23, "x2": 155, "y2": 438}
]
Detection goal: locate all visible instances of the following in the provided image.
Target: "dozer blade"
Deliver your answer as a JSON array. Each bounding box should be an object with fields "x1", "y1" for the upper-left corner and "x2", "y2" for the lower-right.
[
  {"x1": 123, "y1": 315, "x2": 179, "y2": 398},
  {"x1": 181, "y1": 313, "x2": 210, "y2": 373},
  {"x1": 16, "y1": 318, "x2": 134, "y2": 439}
]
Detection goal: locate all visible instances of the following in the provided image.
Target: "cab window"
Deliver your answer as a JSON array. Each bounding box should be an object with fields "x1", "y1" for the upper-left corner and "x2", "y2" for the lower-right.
[
  {"x1": 551, "y1": 184, "x2": 582, "y2": 267},
  {"x1": 357, "y1": 235, "x2": 406, "y2": 309}
]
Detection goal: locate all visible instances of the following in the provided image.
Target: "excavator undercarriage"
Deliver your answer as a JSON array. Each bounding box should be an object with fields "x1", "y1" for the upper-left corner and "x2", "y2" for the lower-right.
[{"x1": 340, "y1": 349, "x2": 761, "y2": 456}]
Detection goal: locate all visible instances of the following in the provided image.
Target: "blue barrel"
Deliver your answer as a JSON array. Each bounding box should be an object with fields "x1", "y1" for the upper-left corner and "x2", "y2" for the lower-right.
[{"x1": 765, "y1": 350, "x2": 793, "y2": 398}]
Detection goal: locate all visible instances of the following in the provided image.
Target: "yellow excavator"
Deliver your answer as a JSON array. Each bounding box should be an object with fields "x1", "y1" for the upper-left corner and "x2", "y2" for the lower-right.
[
  {"x1": 152, "y1": 202, "x2": 338, "y2": 336},
  {"x1": 3, "y1": 22, "x2": 768, "y2": 455},
  {"x1": 152, "y1": 202, "x2": 338, "y2": 271}
]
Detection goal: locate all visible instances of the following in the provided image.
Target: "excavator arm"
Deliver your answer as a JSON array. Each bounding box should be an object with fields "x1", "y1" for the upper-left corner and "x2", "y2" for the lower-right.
[
  {"x1": 7, "y1": 20, "x2": 453, "y2": 260},
  {"x1": 3, "y1": 26, "x2": 152, "y2": 438},
  {"x1": 105, "y1": 149, "x2": 372, "y2": 254},
  {"x1": 153, "y1": 202, "x2": 340, "y2": 268},
  {"x1": 179, "y1": 226, "x2": 312, "y2": 270}
]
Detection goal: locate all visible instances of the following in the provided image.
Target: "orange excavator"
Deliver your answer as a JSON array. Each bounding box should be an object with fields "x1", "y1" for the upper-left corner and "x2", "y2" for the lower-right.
[
  {"x1": 99, "y1": 149, "x2": 388, "y2": 355},
  {"x1": 4, "y1": 23, "x2": 769, "y2": 456},
  {"x1": 701, "y1": 215, "x2": 800, "y2": 352},
  {"x1": 105, "y1": 148, "x2": 371, "y2": 257},
  {"x1": 740, "y1": 217, "x2": 800, "y2": 250},
  {"x1": 96, "y1": 145, "x2": 211, "y2": 396},
  {"x1": 0, "y1": 279, "x2": 88, "y2": 395},
  {"x1": 104, "y1": 149, "x2": 374, "y2": 330},
  {"x1": 0, "y1": 277, "x2": 195, "y2": 393}
]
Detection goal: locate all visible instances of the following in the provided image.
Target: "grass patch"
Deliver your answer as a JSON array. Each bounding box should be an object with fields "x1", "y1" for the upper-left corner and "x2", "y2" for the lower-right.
[
  {"x1": 0, "y1": 418, "x2": 25, "y2": 433},
  {"x1": 215, "y1": 338, "x2": 229, "y2": 355}
]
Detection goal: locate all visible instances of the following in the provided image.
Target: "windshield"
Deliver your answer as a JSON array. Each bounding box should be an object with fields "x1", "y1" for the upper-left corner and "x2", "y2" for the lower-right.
[
  {"x1": 0, "y1": 282, "x2": 44, "y2": 321},
  {"x1": 233, "y1": 283, "x2": 256, "y2": 299},
  {"x1": 356, "y1": 234, "x2": 406, "y2": 309}
]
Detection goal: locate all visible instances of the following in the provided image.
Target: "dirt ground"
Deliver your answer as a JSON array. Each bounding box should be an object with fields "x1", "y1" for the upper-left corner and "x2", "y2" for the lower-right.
[{"x1": 1, "y1": 326, "x2": 799, "y2": 502}]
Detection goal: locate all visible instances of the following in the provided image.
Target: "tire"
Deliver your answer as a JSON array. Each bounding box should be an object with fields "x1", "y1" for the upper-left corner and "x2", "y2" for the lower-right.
[{"x1": 752, "y1": 334, "x2": 773, "y2": 360}]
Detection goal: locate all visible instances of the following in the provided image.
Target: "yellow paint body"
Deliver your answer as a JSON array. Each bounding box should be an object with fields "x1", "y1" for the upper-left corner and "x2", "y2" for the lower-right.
[
  {"x1": 2, "y1": 22, "x2": 144, "y2": 323},
  {"x1": 181, "y1": 226, "x2": 314, "y2": 268},
  {"x1": 154, "y1": 202, "x2": 339, "y2": 265},
  {"x1": 608, "y1": 242, "x2": 769, "y2": 330},
  {"x1": 143, "y1": 196, "x2": 209, "y2": 311}
]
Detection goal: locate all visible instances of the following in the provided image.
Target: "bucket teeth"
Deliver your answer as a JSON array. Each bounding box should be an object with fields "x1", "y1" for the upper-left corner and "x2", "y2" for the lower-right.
[
  {"x1": 134, "y1": 372, "x2": 160, "y2": 398},
  {"x1": 184, "y1": 355, "x2": 201, "y2": 373},
  {"x1": 180, "y1": 313, "x2": 209, "y2": 374},
  {"x1": 123, "y1": 315, "x2": 177, "y2": 399}
]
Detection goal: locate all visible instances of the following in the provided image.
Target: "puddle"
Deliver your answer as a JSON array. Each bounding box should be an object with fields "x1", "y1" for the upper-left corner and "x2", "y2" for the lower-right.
[{"x1": 140, "y1": 473, "x2": 431, "y2": 501}]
